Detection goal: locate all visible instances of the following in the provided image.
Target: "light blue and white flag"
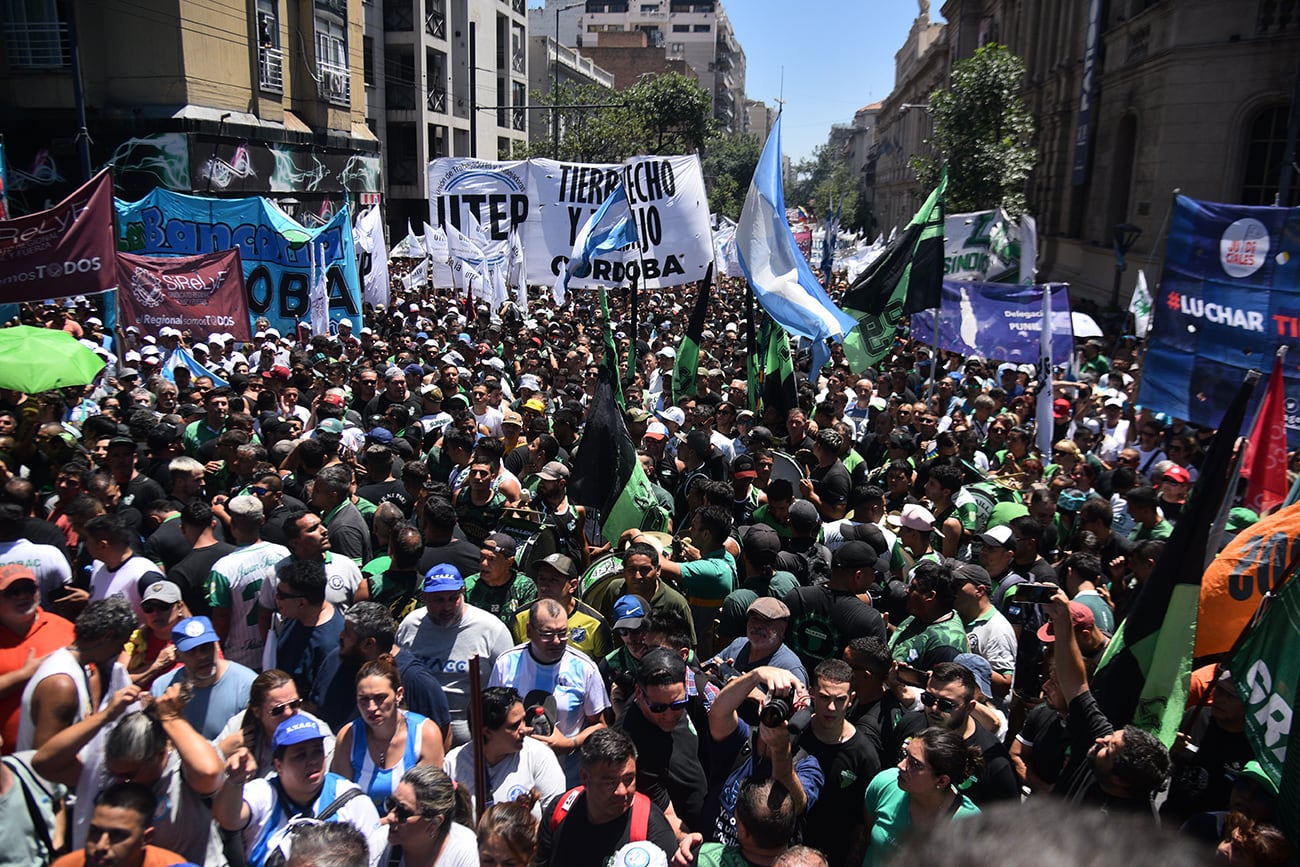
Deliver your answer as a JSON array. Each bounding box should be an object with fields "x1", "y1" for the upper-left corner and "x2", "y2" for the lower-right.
[
  {"x1": 163, "y1": 346, "x2": 229, "y2": 388},
  {"x1": 736, "y1": 115, "x2": 858, "y2": 377},
  {"x1": 1036, "y1": 281, "x2": 1055, "y2": 457},
  {"x1": 555, "y1": 181, "x2": 638, "y2": 304}
]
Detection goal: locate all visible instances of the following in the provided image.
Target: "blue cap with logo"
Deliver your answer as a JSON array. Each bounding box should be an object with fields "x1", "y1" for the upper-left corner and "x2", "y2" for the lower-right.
[
  {"x1": 273, "y1": 716, "x2": 327, "y2": 749},
  {"x1": 172, "y1": 616, "x2": 220, "y2": 652},
  {"x1": 423, "y1": 563, "x2": 465, "y2": 593},
  {"x1": 613, "y1": 595, "x2": 650, "y2": 630}
]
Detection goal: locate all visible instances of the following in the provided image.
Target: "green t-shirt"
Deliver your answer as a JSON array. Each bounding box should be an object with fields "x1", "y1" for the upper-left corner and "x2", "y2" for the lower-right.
[
  {"x1": 889, "y1": 610, "x2": 970, "y2": 669},
  {"x1": 1130, "y1": 519, "x2": 1173, "y2": 542},
  {"x1": 361, "y1": 555, "x2": 391, "y2": 578},
  {"x1": 751, "y1": 503, "x2": 793, "y2": 539},
  {"x1": 863, "y1": 768, "x2": 980, "y2": 867},
  {"x1": 677, "y1": 549, "x2": 738, "y2": 606},
  {"x1": 464, "y1": 571, "x2": 538, "y2": 627},
  {"x1": 695, "y1": 843, "x2": 758, "y2": 867}
]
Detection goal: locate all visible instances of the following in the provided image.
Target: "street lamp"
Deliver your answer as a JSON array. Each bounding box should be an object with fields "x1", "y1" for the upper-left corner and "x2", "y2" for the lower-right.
[{"x1": 1110, "y1": 222, "x2": 1142, "y2": 309}]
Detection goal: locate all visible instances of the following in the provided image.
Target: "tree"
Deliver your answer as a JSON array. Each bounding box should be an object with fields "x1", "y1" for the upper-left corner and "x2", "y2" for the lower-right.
[
  {"x1": 789, "y1": 144, "x2": 861, "y2": 232},
  {"x1": 701, "y1": 132, "x2": 761, "y2": 221},
  {"x1": 519, "y1": 73, "x2": 714, "y2": 163},
  {"x1": 911, "y1": 43, "x2": 1035, "y2": 216}
]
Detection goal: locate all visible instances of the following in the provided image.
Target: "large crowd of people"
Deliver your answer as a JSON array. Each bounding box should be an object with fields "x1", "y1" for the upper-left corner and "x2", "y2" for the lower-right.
[{"x1": 0, "y1": 269, "x2": 1285, "y2": 867}]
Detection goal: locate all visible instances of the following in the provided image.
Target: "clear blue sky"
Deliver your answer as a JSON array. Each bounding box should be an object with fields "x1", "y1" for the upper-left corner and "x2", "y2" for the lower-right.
[{"x1": 726, "y1": 1, "x2": 938, "y2": 162}]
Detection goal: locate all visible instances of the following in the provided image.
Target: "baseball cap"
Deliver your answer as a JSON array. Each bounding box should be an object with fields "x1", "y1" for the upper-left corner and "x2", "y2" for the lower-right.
[
  {"x1": 839, "y1": 523, "x2": 889, "y2": 558},
  {"x1": 656, "y1": 347, "x2": 676, "y2": 359},
  {"x1": 142, "y1": 579, "x2": 183, "y2": 605},
  {"x1": 423, "y1": 564, "x2": 465, "y2": 593},
  {"x1": 954, "y1": 653, "x2": 994, "y2": 697},
  {"x1": 1234, "y1": 760, "x2": 1280, "y2": 796},
  {"x1": 832, "y1": 540, "x2": 877, "y2": 572},
  {"x1": 502, "y1": 410, "x2": 524, "y2": 428},
  {"x1": 747, "y1": 597, "x2": 791, "y2": 620},
  {"x1": 613, "y1": 595, "x2": 650, "y2": 630},
  {"x1": 788, "y1": 499, "x2": 821, "y2": 533},
  {"x1": 954, "y1": 562, "x2": 993, "y2": 588},
  {"x1": 273, "y1": 716, "x2": 327, "y2": 750},
  {"x1": 644, "y1": 421, "x2": 669, "y2": 441},
  {"x1": 1057, "y1": 488, "x2": 1088, "y2": 514},
  {"x1": 625, "y1": 407, "x2": 651, "y2": 424},
  {"x1": 537, "y1": 461, "x2": 570, "y2": 482},
  {"x1": 1053, "y1": 398, "x2": 1072, "y2": 420},
  {"x1": 978, "y1": 525, "x2": 1016, "y2": 550},
  {"x1": 484, "y1": 532, "x2": 518, "y2": 560},
  {"x1": 365, "y1": 427, "x2": 394, "y2": 445},
  {"x1": 535, "y1": 553, "x2": 578, "y2": 580},
  {"x1": 1077, "y1": 417, "x2": 1102, "y2": 435},
  {"x1": 1162, "y1": 465, "x2": 1191, "y2": 484},
  {"x1": 888, "y1": 430, "x2": 916, "y2": 452},
  {"x1": 731, "y1": 453, "x2": 758, "y2": 480},
  {"x1": 523, "y1": 398, "x2": 547, "y2": 413},
  {"x1": 518, "y1": 374, "x2": 541, "y2": 391},
  {"x1": 1037, "y1": 601, "x2": 1095, "y2": 642},
  {"x1": 1227, "y1": 507, "x2": 1260, "y2": 533},
  {"x1": 315, "y1": 418, "x2": 344, "y2": 436},
  {"x1": 172, "y1": 616, "x2": 220, "y2": 652},
  {"x1": 319, "y1": 391, "x2": 345, "y2": 407},
  {"x1": 740, "y1": 524, "x2": 782, "y2": 568},
  {"x1": 744, "y1": 426, "x2": 774, "y2": 448},
  {"x1": 0, "y1": 564, "x2": 37, "y2": 591},
  {"x1": 898, "y1": 503, "x2": 936, "y2": 532},
  {"x1": 656, "y1": 407, "x2": 686, "y2": 427},
  {"x1": 419, "y1": 383, "x2": 444, "y2": 399}
]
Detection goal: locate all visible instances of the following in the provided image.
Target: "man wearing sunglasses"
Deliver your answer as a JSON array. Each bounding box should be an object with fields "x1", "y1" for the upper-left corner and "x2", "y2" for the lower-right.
[
  {"x1": 892, "y1": 661, "x2": 1020, "y2": 807},
  {"x1": 150, "y1": 615, "x2": 256, "y2": 740},
  {"x1": 615, "y1": 647, "x2": 707, "y2": 833}
]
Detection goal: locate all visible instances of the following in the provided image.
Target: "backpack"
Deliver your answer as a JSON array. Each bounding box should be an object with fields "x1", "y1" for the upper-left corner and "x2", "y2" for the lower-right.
[
  {"x1": 549, "y1": 785, "x2": 651, "y2": 839},
  {"x1": 262, "y1": 783, "x2": 366, "y2": 867}
]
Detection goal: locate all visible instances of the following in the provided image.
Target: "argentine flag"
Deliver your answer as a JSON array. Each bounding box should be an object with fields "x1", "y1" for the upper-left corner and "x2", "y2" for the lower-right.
[
  {"x1": 555, "y1": 181, "x2": 637, "y2": 303},
  {"x1": 737, "y1": 114, "x2": 858, "y2": 376}
]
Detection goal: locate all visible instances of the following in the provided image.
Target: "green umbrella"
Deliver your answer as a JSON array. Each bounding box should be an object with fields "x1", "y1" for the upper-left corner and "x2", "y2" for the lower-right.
[{"x1": 0, "y1": 325, "x2": 107, "y2": 393}]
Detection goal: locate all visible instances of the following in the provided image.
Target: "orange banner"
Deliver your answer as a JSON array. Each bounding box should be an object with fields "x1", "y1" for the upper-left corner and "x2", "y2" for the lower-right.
[{"x1": 1196, "y1": 501, "x2": 1300, "y2": 657}]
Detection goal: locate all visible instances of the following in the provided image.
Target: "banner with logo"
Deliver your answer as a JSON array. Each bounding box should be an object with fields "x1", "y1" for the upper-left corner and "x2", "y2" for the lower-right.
[
  {"x1": 0, "y1": 169, "x2": 116, "y2": 303},
  {"x1": 945, "y1": 209, "x2": 1027, "y2": 283},
  {"x1": 116, "y1": 249, "x2": 250, "y2": 340},
  {"x1": 911, "y1": 280, "x2": 1074, "y2": 364},
  {"x1": 115, "y1": 189, "x2": 362, "y2": 335},
  {"x1": 1138, "y1": 195, "x2": 1300, "y2": 444},
  {"x1": 427, "y1": 156, "x2": 712, "y2": 290}
]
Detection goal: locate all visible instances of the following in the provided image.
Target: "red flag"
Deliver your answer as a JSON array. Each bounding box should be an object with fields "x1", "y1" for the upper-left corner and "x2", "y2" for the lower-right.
[{"x1": 1242, "y1": 355, "x2": 1289, "y2": 515}]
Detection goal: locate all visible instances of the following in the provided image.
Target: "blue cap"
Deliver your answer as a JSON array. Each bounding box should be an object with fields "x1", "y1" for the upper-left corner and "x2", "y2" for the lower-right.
[
  {"x1": 954, "y1": 653, "x2": 994, "y2": 698},
  {"x1": 403, "y1": 363, "x2": 424, "y2": 377},
  {"x1": 365, "y1": 427, "x2": 394, "y2": 445},
  {"x1": 273, "y1": 716, "x2": 326, "y2": 749},
  {"x1": 612, "y1": 594, "x2": 649, "y2": 630},
  {"x1": 172, "y1": 616, "x2": 219, "y2": 652},
  {"x1": 423, "y1": 563, "x2": 465, "y2": 593}
]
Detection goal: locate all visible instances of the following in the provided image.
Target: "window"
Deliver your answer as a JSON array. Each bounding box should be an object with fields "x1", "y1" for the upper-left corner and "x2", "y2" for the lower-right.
[
  {"x1": 693, "y1": 23, "x2": 709, "y2": 31},
  {"x1": 3, "y1": 0, "x2": 69, "y2": 68},
  {"x1": 256, "y1": 0, "x2": 283, "y2": 92},
  {"x1": 1242, "y1": 106, "x2": 1298, "y2": 206},
  {"x1": 315, "y1": 0, "x2": 350, "y2": 105},
  {"x1": 362, "y1": 36, "x2": 374, "y2": 86},
  {"x1": 672, "y1": 23, "x2": 688, "y2": 31}
]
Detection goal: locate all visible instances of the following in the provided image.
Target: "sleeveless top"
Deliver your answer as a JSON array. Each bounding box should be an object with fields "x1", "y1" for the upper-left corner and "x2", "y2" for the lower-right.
[{"x1": 349, "y1": 710, "x2": 431, "y2": 809}]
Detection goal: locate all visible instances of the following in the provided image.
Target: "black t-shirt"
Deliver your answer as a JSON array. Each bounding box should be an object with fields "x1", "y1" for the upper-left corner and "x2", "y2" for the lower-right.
[
  {"x1": 616, "y1": 703, "x2": 708, "y2": 830},
  {"x1": 356, "y1": 479, "x2": 413, "y2": 517},
  {"x1": 1057, "y1": 691, "x2": 1157, "y2": 817},
  {"x1": 1017, "y1": 703, "x2": 1070, "y2": 785},
  {"x1": 810, "y1": 460, "x2": 851, "y2": 508},
  {"x1": 782, "y1": 584, "x2": 887, "y2": 674},
  {"x1": 143, "y1": 517, "x2": 190, "y2": 570},
  {"x1": 121, "y1": 474, "x2": 166, "y2": 513},
  {"x1": 167, "y1": 541, "x2": 237, "y2": 616},
  {"x1": 417, "y1": 538, "x2": 482, "y2": 578},
  {"x1": 536, "y1": 790, "x2": 678, "y2": 867},
  {"x1": 261, "y1": 495, "x2": 309, "y2": 547},
  {"x1": 800, "y1": 727, "x2": 880, "y2": 865}
]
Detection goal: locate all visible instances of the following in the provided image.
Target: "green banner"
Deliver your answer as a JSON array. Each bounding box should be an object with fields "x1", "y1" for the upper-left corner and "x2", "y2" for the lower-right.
[{"x1": 1232, "y1": 580, "x2": 1300, "y2": 786}]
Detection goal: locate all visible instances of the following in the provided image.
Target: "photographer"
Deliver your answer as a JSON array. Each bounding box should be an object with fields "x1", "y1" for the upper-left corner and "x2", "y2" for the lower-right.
[{"x1": 703, "y1": 665, "x2": 823, "y2": 849}]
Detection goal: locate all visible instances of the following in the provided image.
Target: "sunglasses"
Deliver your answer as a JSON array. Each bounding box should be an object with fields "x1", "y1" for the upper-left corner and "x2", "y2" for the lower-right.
[
  {"x1": 269, "y1": 698, "x2": 303, "y2": 717},
  {"x1": 141, "y1": 601, "x2": 174, "y2": 614},
  {"x1": 643, "y1": 697, "x2": 690, "y2": 713},
  {"x1": 384, "y1": 797, "x2": 423, "y2": 823},
  {"x1": 920, "y1": 691, "x2": 961, "y2": 713}
]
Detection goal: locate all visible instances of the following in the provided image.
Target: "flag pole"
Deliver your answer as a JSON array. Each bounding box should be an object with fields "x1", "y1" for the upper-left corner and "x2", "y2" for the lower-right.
[{"x1": 927, "y1": 308, "x2": 941, "y2": 404}]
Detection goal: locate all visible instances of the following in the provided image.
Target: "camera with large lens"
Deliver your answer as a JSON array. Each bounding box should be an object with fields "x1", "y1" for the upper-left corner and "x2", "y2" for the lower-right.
[{"x1": 760, "y1": 690, "x2": 795, "y2": 728}]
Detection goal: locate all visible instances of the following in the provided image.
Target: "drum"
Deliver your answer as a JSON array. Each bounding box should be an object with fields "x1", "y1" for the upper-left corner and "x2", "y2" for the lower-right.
[
  {"x1": 768, "y1": 450, "x2": 806, "y2": 487},
  {"x1": 579, "y1": 551, "x2": 626, "y2": 601}
]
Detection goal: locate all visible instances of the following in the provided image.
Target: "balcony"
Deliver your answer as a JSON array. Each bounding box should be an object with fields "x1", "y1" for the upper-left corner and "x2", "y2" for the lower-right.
[
  {"x1": 317, "y1": 59, "x2": 351, "y2": 105},
  {"x1": 427, "y1": 85, "x2": 447, "y2": 113},
  {"x1": 426, "y1": 10, "x2": 446, "y2": 38},
  {"x1": 4, "y1": 20, "x2": 69, "y2": 69},
  {"x1": 512, "y1": 107, "x2": 526, "y2": 131},
  {"x1": 258, "y1": 45, "x2": 284, "y2": 92},
  {"x1": 512, "y1": 0, "x2": 525, "y2": 13},
  {"x1": 511, "y1": 49, "x2": 524, "y2": 73}
]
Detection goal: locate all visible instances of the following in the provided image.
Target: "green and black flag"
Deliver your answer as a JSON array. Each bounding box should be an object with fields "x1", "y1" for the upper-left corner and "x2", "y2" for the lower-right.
[
  {"x1": 841, "y1": 167, "x2": 947, "y2": 372},
  {"x1": 569, "y1": 310, "x2": 669, "y2": 541},
  {"x1": 1092, "y1": 368, "x2": 1259, "y2": 746},
  {"x1": 757, "y1": 313, "x2": 797, "y2": 421},
  {"x1": 672, "y1": 265, "x2": 713, "y2": 403},
  {"x1": 596, "y1": 289, "x2": 625, "y2": 410}
]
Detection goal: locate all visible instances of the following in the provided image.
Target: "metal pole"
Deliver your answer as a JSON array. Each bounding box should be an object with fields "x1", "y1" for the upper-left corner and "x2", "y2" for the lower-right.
[
  {"x1": 553, "y1": 6, "x2": 560, "y2": 158},
  {"x1": 66, "y1": 0, "x2": 92, "y2": 181},
  {"x1": 469, "y1": 23, "x2": 477, "y2": 158}
]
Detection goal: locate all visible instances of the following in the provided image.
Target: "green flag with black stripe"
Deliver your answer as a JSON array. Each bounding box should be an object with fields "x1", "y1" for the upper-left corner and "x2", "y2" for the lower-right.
[
  {"x1": 841, "y1": 167, "x2": 947, "y2": 372},
  {"x1": 760, "y1": 314, "x2": 797, "y2": 420},
  {"x1": 672, "y1": 265, "x2": 713, "y2": 403}
]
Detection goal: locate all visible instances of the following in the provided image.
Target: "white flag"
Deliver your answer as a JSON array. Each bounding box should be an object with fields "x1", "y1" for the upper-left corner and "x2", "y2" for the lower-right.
[
  {"x1": 353, "y1": 206, "x2": 390, "y2": 309},
  {"x1": 422, "y1": 222, "x2": 455, "y2": 288},
  {"x1": 508, "y1": 227, "x2": 527, "y2": 315},
  {"x1": 1019, "y1": 214, "x2": 1038, "y2": 286},
  {"x1": 1130, "y1": 268, "x2": 1153, "y2": 338},
  {"x1": 308, "y1": 241, "x2": 329, "y2": 337},
  {"x1": 402, "y1": 258, "x2": 428, "y2": 292},
  {"x1": 1036, "y1": 284, "x2": 1055, "y2": 458}
]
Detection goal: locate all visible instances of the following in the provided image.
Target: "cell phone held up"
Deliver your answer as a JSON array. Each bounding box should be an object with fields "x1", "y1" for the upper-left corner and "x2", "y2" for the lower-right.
[{"x1": 1016, "y1": 583, "x2": 1058, "y2": 604}]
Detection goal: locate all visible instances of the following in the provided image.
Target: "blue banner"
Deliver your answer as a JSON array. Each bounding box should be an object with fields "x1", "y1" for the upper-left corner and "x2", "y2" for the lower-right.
[
  {"x1": 911, "y1": 280, "x2": 1074, "y2": 364},
  {"x1": 114, "y1": 189, "x2": 362, "y2": 336},
  {"x1": 1138, "y1": 195, "x2": 1300, "y2": 443}
]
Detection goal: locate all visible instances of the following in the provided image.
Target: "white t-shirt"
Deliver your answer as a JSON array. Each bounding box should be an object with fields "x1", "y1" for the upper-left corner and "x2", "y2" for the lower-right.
[
  {"x1": 0, "y1": 539, "x2": 71, "y2": 607},
  {"x1": 257, "y1": 553, "x2": 363, "y2": 611},
  {"x1": 89, "y1": 554, "x2": 156, "y2": 617},
  {"x1": 207, "y1": 541, "x2": 291, "y2": 669},
  {"x1": 443, "y1": 733, "x2": 567, "y2": 824},
  {"x1": 473, "y1": 405, "x2": 504, "y2": 437},
  {"x1": 241, "y1": 772, "x2": 387, "y2": 867}
]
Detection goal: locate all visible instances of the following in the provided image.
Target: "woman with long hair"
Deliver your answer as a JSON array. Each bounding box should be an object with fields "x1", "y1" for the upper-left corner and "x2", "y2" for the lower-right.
[
  {"x1": 333, "y1": 655, "x2": 445, "y2": 810},
  {"x1": 381, "y1": 764, "x2": 477, "y2": 866},
  {"x1": 862, "y1": 727, "x2": 983, "y2": 867},
  {"x1": 215, "y1": 668, "x2": 336, "y2": 777}
]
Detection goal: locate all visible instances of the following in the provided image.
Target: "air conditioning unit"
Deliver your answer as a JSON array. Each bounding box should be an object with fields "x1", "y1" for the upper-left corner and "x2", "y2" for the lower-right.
[{"x1": 328, "y1": 72, "x2": 347, "y2": 97}]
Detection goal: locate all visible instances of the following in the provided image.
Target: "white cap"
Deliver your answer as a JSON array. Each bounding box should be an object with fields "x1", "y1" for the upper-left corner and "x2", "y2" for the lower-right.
[
  {"x1": 207, "y1": 332, "x2": 224, "y2": 345},
  {"x1": 125, "y1": 350, "x2": 141, "y2": 362},
  {"x1": 86, "y1": 316, "x2": 102, "y2": 327},
  {"x1": 338, "y1": 318, "x2": 353, "y2": 329},
  {"x1": 657, "y1": 347, "x2": 676, "y2": 359},
  {"x1": 360, "y1": 326, "x2": 374, "y2": 335},
  {"x1": 657, "y1": 407, "x2": 686, "y2": 427},
  {"x1": 265, "y1": 327, "x2": 281, "y2": 338},
  {"x1": 142, "y1": 335, "x2": 157, "y2": 345},
  {"x1": 192, "y1": 343, "x2": 209, "y2": 355}
]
